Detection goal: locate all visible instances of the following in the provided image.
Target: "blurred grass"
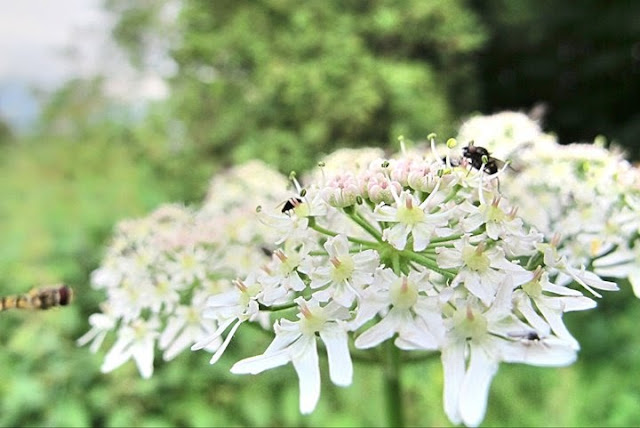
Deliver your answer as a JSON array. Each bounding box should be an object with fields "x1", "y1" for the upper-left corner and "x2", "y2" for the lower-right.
[{"x1": 0, "y1": 133, "x2": 639, "y2": 426}]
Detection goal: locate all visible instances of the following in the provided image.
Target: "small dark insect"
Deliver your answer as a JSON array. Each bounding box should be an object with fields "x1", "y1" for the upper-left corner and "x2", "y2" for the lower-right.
[
  {"x1": 508, "y1": 330, "x2": 542, "y2": 342},
  {"x1": 1, "y1": 284, "x2": 74, "y2": 311},
  {"x1": 462, "y1": 142, "x2": 506, "y2": 175},
  {"x1": 260, "y1": 246, "x2": 274, "y2": 257},
  {"x1": 281, "y1": 197, "x2": 303, "y2": 214}
]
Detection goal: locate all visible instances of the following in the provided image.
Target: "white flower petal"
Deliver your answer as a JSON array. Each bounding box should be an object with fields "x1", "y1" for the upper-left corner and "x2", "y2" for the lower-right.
[
  {"x1": 206, "y1": 290, "x2": 242, "y2": 307},
  {"x1": 230, "y1": 348, "x2": 291, "y2": 375},
  {"x1": 373, "y1": 204, "x2": 398, "y2": 222},
  {"x1": 441, "y1": 342, "x2": 466, "y2": 425},
  {"x1": 499, "y1": 337, "x2": 576, "y2": 367},
  {"x1": 291, "y1": 337, "x2": 321, "y2": 414},
  {"x1": 629, "y1": 268, "x2": 640, "y2": 298},
  {"x1": 355, "y1": 315, "x2": 398, "y2": 349},
  {"x1": 579, "y1": 269, "x2": 619, "y2": 291},
  {"x1": 320, "y1": 326, "x2": 353, "y2": 387},
  {"x1": 463, "y1": 273, "x2": 495, "y2": 305},
  {"x1": 594, "y1": 264, "x2": 632, "y2": 279},
  {"x1": 209, "y1": 319, "x2": 243, "y2": 365},
  {"x1": 541, "y1": 281, "x2": 584, "y2": 296},
  {"x1": 101, "y1": 337, "x2": 133, "y2": 374},
  {"x1": 88, "y1": 332, "x2": 108, "y2": 354},
  {"x1": 162, "y1": 326, "x2": 195, "y2": 361},
  {"x1": 383, "y1": 224, "x2": 409, "y2": 250},
  {"x1": 536, "y1": 304, "x2": 580, "y2": 349},
  {"x1": 266, "y1": 321, "x2": 302, "y2": 353},
  {"x1": 486, "y1": 222, "x2": 501, "y2": 240},
  {"x1": 593, "y1": 248, "x2": 635, "y2": 266},
  {"x1": 133, "y1": 337, "x2": 155, "y2": 379},
  {"x1": 397, "y1": 317, "x2": 439, "y2": 350},
  {"x1": 159, "y1": 316, "x2": 185, "y2": 349},
  {"x1": 552, "y1": 295, "x2": 597, "y2": 312},
  {"x1": 462, "y1": 212, "x2": 484, "y2": 233},
  {"x1": 459, "y1": 345, "x2": 498, "y2": 427},
  {"x1": 436, "y1": 248, "x2": 462, "y2": 269},
  {"x1": 515, "y1": 294, "x2": 550, "y2": 333},
  {"x1": 191, "y1": 317, "x2": 235, "y2": 351},
  {"x1": 409, "y1": 224, "x2": 431, "y2": 251}
]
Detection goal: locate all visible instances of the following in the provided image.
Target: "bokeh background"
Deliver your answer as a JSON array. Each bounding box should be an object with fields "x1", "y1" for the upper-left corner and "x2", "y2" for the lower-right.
[{"x1": 1, "y1": 0, "x2": 639, "y2": 426}]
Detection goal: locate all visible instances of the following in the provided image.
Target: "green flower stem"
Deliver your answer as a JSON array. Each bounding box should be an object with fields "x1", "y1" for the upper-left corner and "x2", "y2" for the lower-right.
[
  {"x1": 400, "y1": 250, "x2": 457, "y2": 279},
  {"x1": 308, "y1": 250, "x2": 329, "y2": 257},
  {"x1": 427, "y1": 233, "x2": 463, "y2": 245},
  {"x1": 308, "y1": 218, "x2": 378, "y2": 246},
  {"x1": 442, "y1": 184, "x2": 463, "y2": 204},
  {"x1": 384, "y1": 340, "x2": 405, "y2": 427},
  {"x1": 392, "y1": 252, "x2": 401, "y2": 275},
  {"x1": 258, "y1": 302, "x2": 297, "y2": 312},
  {"x1": 344, "y1": 208, "x2": 384, "y2": 242}
]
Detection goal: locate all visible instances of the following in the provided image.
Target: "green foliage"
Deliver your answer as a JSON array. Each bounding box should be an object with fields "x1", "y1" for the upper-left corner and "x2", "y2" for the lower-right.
[
  {"x1": 115, "y1": 0, "x2": 486, "y2": 172},
  {"x1": 0, "y1": 116, "x2": 13, "y2": 145},
  {"x1": 0, "y1": 130, "x2": 175, "y2": 426}
]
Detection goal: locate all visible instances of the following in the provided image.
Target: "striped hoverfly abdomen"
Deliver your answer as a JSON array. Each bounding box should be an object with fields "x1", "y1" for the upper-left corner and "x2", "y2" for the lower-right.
[{"x1": 0, "y1": 284, "x2": 74, "y2": 311}]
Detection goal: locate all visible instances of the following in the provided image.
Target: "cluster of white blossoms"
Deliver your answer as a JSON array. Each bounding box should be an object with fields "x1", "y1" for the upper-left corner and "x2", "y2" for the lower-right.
[
  {"x1": 77, "y1": 161, "x2": 289, "y2": 378},
  {"x1": 79, "y1": 119, "x2": 635, "y2": 426},
  {"x1": 456, "y1": 112, "x2": 640, "y2": 297},
  {"x1": 190, "y1": 140, "x2": 616, "y2": 426}
]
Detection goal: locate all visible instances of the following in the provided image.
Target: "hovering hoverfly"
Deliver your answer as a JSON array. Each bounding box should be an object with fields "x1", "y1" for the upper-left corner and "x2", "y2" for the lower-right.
[
  {"x1": 462, "y1": 141, "x2": 507, "y2": 175},
  {"x1": 0, "y1": 284, "x2": 74, "y2": 312}
]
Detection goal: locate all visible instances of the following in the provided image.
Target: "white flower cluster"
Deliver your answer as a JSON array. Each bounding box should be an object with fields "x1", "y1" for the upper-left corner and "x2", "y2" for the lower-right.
[
  {"x1": 77, "y1": 161, "x2": 289, "y2": 378},
  {"x1": 189, "y1": 143, "x2": 615, "y2": 426},
  {"x1": 457, "y1": 112, "x2": 640, "y2": 297},
  {"x1": 80, "y1": 122, "x2": 632, "y2": 426}
]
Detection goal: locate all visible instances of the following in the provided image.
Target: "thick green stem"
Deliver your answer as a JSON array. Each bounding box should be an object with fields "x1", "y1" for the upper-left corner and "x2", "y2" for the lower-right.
[{"x1": 384, "y1": 341, "x2": 405, "y2": 427}]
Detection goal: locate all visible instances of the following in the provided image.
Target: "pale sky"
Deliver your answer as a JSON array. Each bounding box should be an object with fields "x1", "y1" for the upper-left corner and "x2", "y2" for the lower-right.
[
  {"x1": 0, "y1": 0, "x2": 108, "y2": 86},
  {"x1": 0, "y1": 0, "x2": 169, "y2": 129}
]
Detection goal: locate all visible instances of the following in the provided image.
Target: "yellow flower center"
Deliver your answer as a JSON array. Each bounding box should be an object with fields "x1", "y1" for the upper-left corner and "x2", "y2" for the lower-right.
[
  {"x1": 390, "y1": 277, "x2": 418, "y2": 309},
  {"x1": 462, "y1": 245, "x2": 490, "y2": 272},
  {"x1": 453, "y1": 304, "x2": 487, "y2": 340},
  {"x1": 396, "y1": 197, "x2": 424, "y2": 225},
  {"x1": 330, "y1": 256, "x2": 355, "y2": 282}
]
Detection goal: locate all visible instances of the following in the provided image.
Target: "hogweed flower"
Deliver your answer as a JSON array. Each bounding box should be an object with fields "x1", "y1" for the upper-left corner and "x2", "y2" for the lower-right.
[
  {"x1": 183, "y1": 144, "x2": 615, "y2": 425},
  {"x1": 82, "y1": 136, "x2": 631, "y2": 426}
]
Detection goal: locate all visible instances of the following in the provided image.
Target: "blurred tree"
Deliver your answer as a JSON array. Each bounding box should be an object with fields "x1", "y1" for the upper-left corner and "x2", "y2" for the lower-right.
[
  {"x1": 0, "y1": 116, "x2": 13, "y2": 145},
  {"x1": 107, "y1": 0, "x2": 487, "y2": 172},
  {"x1": 473, "y1": 0, "x2": 640, "y2": 159},
  {"x1": 34, "y1": 75, "x2": 213, "y2": 203}
]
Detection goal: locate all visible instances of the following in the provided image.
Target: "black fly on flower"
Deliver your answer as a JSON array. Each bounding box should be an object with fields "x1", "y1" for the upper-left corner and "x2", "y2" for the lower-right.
[
  {"x1": 462, "y1": 141, "x2": 507, "y2": 175},
  {"x1": 508, "y1": 330, "x2": 542, "y2": 342},
  {"x1": 280, "y1": 196, "x2": 304, "y2": 215}
]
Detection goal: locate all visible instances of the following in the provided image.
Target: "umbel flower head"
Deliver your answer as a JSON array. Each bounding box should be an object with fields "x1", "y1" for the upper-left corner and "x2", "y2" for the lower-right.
[
  {"x1": 80, "y1": 129, "x2": 630, "y2": 427},
  {"x1": 186, "y1": 138, "x2": 616, "y2": 426}
]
